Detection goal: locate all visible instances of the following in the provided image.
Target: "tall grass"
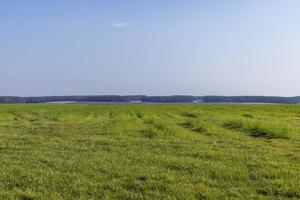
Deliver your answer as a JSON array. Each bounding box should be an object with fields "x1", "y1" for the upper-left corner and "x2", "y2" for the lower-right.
[
  {"x1": 223, "y1": 118, "x2": 292, "y2": 139},
  {"x1": 142, "y1": 117, "x2": 184, "y2": 139},
  {"x1": 0, "y1": 104, "x2": 299, "y2": 199}
]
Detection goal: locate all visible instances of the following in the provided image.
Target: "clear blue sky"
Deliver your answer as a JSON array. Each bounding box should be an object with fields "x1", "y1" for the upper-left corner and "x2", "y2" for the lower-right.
[{"x1": 1, "y1": 0, "x2": 300, "y2": 96}]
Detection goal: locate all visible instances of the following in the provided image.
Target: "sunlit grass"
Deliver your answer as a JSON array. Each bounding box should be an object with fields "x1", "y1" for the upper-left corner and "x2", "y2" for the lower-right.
[
  {"x1": 0, "y1": 104, "x2": 299, "y2": 199},
  {"x1": 223, "y1": 118, "x2": 293, "y2": 139}
]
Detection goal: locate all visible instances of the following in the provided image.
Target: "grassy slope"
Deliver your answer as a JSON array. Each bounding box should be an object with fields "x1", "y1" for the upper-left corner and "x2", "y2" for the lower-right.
[{"x1": 0, "y1": 104, "x2": 299, "y2": 200}]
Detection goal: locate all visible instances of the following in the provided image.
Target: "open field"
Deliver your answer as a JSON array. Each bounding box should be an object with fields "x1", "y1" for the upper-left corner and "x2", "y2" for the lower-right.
[{"x1": 0, "y1": 104, "x2": 299, "y2": 199}]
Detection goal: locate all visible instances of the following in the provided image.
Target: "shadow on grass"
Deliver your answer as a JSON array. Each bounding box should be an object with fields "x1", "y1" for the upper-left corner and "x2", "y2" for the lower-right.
[{"x1": 223, "y1": 119, "x2": 292, "y2": 139}]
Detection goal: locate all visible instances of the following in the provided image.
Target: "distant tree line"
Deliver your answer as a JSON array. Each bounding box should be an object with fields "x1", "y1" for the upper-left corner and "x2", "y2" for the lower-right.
[
  {"x1": 0, "y1": 95, "x2": 202, "y2": 104},
  {"x1": 0, "y1": 95, "x2": 299, "y2": 104},
  {"x1": 141, "y1": 96, "x2": 202, "y2": 103},
  {"x1": 203, "y1": 96, "x2": 300, "y2": 104}
]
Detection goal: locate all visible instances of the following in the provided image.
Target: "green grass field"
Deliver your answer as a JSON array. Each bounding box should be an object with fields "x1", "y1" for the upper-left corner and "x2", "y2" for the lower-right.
[{"x1": 0, "y1": 104, "x2": 299, "y2": 200}]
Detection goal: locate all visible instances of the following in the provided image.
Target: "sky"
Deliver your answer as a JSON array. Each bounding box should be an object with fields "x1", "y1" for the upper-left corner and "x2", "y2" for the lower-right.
[{"x1": 1, "y1": 0, "x2": 300, "y2": 97}]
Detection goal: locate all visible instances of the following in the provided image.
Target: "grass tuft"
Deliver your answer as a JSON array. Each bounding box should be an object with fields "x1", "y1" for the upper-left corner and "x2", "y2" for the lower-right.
[{"x1": 223, "y1": 119, "x2": 292, "y2": 139}]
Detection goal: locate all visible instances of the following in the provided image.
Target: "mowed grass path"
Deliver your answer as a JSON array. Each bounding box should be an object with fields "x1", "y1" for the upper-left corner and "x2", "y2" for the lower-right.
[{"x1": 0, "y1": 104, "x2": 299, "y2": 199}]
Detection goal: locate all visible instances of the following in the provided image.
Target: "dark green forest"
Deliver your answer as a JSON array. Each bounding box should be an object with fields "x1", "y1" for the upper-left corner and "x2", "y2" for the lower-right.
[{"x1": 1, "y1": 95, "x2": 300, "y2": 104}]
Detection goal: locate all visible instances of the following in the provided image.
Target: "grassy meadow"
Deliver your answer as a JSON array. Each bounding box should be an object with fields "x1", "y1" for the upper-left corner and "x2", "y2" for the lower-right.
[{"x1": 0, "y1": 104, "x2": 299, "y2": 199}]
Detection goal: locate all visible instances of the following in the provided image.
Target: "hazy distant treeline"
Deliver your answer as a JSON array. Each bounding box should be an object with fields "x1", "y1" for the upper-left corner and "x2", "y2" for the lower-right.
[
  {"x1": 0, "y1": 95, "x2": 300, "y2": 104},
  {"x1": 0, "y1": 95, "x2": 202, "y2": 104},
  {"x1": 203, "y1": 96, "x2": 300, "y2": 104}
]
